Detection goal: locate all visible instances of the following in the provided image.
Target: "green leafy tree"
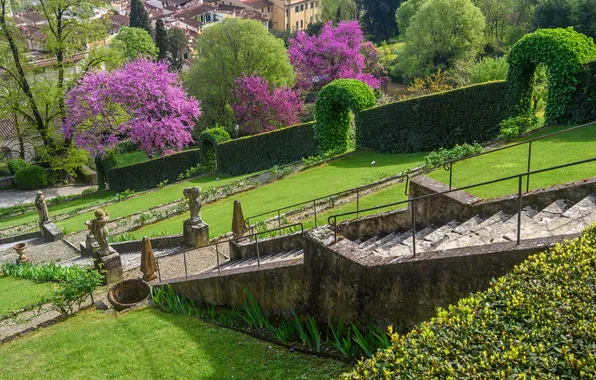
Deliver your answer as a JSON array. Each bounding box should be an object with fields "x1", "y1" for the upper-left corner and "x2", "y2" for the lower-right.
[
  {"x1": 398, "y1": 0, "x2": 486, "y2": 79},
  {"x1": 473, "y1": 0, "x2": 514, "y2": 43},
  {"x1": 129, "y1": 0, "x2": 152, "y2": 34},
  {"x1": 155, "y1": 19, "x2": 168, "y2": 61},
  {"x1": 361, "y1": 0, "x2": 402, "y2": 41},
  {"x1": 113, "y1": 26, "x2": 158, "y2": 59},
  {"x1": 184, "y1": 19, "x2": 295, "y2": 130},
  {"x1": 395, "y1": 0, "x2": 426, "y2": 35},
  {"x1": 571, "y1": 0, "x2": 596, "y2": 40},
  {"x1": 167, "y1": 28, "x2": 188, "y2": 72},
  {"x1": 322, "y1": 0, "x2": 363, "y2": 22},
  {"x1": 533, "y1": 0, "x2": 573, "y2": 29}
]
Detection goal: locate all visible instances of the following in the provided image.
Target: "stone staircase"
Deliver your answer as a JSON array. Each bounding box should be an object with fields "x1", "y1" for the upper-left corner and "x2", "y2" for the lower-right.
[
  {"x1": 203, "y1": 249, "x2": 304, "y2": 274},
  {"x1": 332, "y1": 194, "x2": 596, "y2": 263}
]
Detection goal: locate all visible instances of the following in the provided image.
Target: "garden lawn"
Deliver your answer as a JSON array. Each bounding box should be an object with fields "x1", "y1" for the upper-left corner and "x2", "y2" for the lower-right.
[
  {"x1": 128, "y1": 150, "x2": 425, "y2": 239},
  {"x1": 0, "y1": 275, "x2": 54, "y2": 316},
  {"x1": 0, "y1": 308, "x2": 347, "y2": 379},
  {"x1": 429, "y1": 124, "x2": 596, "y2": 198}
]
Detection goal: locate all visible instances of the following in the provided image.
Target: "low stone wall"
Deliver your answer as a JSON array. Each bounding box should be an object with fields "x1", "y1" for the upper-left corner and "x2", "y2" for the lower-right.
[
  {"x1": 112, "y1": 234, "x2": 185, "y2": 253},
  {"x1": 0, "y1": 230, "x2": 41, "y2": 244},
  {"x1": 0, "y1": 176, "x2": 14, "y2": 189},
  {"x1": 336, "y1": 208, "x2": 411, "y2": 241},
  {"x1": 229, "y1": 231, "x2": 305, "y2": 260}
]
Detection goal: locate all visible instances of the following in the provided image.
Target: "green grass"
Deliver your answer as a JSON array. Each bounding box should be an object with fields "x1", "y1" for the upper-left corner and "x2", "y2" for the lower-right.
[
  {"x1": 114, "y1": 151, "x2": 149, "y2": 167},
  {"x1": 429, "y1": 124, "x2": 596, "y2": 199},
  {"x1": 0, "y1": 275, "x2": 55, "y2": 315},
  {"x1": 129, "y1": 150, "x2": 425, "y2": 239},
  {"x1": 0, "y1": 308, "x2": 347, "y2": 379}
]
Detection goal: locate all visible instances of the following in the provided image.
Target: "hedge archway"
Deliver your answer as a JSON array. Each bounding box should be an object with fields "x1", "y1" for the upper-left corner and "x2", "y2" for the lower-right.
[
  {"x1": 314, "y1": 79, "x2": 377, "y2": 152},
  {"x1": 197, "y1": 127, "x2": 230, "y2": 171},
  {"x1": 507, "y1": 28, "x2": 596, "y2": 124}
]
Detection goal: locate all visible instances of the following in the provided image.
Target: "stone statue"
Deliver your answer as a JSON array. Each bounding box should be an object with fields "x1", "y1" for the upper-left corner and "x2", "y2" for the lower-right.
[
  {"x1": 35, "y1": 191, "x2": 50, "y2": 224},
  {"x1": 184, "y1": 187, "x2": 203, "y2": 224},
  {"x1": 90, "y1": 209, "x2": 114, "y2": 255}
]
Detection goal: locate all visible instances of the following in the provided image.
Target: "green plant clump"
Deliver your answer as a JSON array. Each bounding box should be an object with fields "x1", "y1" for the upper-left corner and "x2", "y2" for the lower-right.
[
  {"x1": 14, "y1": 165, "x2": 48, "y2": 190},
  {"x1": 197, "y1": 127, "x2": 231, "y2": 171},
  {"x1": 507, "y1": 28, "x2": 596, "y2": 124},
  {"x1": 499, "y1": 115, "x2": 539, "y2": 139},
  {"x1": 344, "y1": 224, "x2": 596, "y2": 378},
  {"x1": 315, "y1": 79, "x2": 377, "y2": 153},
  {"x1": 8, "y1": 159, "x2": 27, "y2": 175},
  {"x1": 1, "y1": 262, "x2": 93, "y2": 283},
  {"x1": 424, "y1": 142, "x2": 483, "y2": 169},
  {"x1": 216, "y1": 122, "x2": 318, "y2": 175},
  {"x1": 358, "y1": 81, "x2": 507, "y2": 153},
  {"x1": 107, "y1": 148, "x2": 202, "y2": 191}
]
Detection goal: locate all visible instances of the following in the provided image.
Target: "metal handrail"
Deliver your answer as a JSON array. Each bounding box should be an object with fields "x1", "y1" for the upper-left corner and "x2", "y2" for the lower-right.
[
  {"x1": 244, "y1": 173, "x2": 411, "y2": 228},
  {"x1": 443, "y1": 121, "x2": 596, "y2": 191},
  {"x1": 328, "y1": 157, "x2": 596, "y2": 256},
  {"x1": 155, "y1": 222, "x2": 305, "y2": 282}
]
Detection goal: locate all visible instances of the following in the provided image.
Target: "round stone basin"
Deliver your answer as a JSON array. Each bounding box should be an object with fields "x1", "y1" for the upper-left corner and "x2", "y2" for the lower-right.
[{"x1": 108, "y1": 279, "x2": 151, "y2": 311}]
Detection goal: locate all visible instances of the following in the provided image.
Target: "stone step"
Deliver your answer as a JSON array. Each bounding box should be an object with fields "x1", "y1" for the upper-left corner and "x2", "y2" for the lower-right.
[
  {"x1": 533, "y1": 199, "x2": 572, "y2": 223},
  {"x1": 209, "y1": 249, "x2": 304, "y2": 273},
  {"x1": 361, "y1": 232, "x2": 400, "y2": 253},
  {"x1": 358, "y1": 236, "x2": 380, "y2": 250},
  {"x1": 452, "y1": 215, "x2": 484, "y2": 235},
  {"x1": 470, "y1": 211, "x2": 511, "y2": 234},
  {"x1": 561, "y1": 194, "x2": 596, "y2": 219},
  {"x1": 422, "y1": 221, "x2": 459, "y2": 247},
  {"x1": 401, "y1": 227, "x2": 435, "y2": 248},
  {"x1": 374, "y1": 230, "x2": 414, "y2": 256}
]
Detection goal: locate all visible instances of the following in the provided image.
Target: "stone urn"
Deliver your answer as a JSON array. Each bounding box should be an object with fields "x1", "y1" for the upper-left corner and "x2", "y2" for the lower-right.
[
  {"x1": 12, "y1": 243, "x2": 29, "y2": 263},
  {"x1": 108, "y1": 279, "x2": 151, "y2": 311}
]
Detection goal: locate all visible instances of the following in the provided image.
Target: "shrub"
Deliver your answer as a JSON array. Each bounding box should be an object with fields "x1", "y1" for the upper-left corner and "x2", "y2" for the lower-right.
[
  {"x1": 1, "y1": 262, "x2": 93, "y2": 282},
  {"x1": 424, "y1": 143, "x2": 483, "y2": 169},
  {"x1": 107, "y1": 149, "x2": 202, "y2": 191},
  {"x1": 14, "y1": 165, "x2": 48, "y2": 190},
  {"x1": 198, "y1": 127, "x2": 230, "y2": 171},
  {"x1": 568, "y1": 60, "x2": 596, "y2": 123},
  {"x1": 357, "y1": 81, "x2": 507, "y2": 153},
  {"x1": 344, "y1": 224, "x2": 596, "y2": 378},
  {"x1": 216, "y1": 122, "x2": 318, "y2": 175},
  {"x1": 47, "y1": 270, "x2": 103, "y2": 315},
  {"x1": 8, "y1": 159, "x2": 27, "y2": 175},
  {"x1": 499, "y1": 115, "x2": 539, "y2": 139},
  {"x1": 315, "y1": 79, "x2": 377, "y2": 152}
]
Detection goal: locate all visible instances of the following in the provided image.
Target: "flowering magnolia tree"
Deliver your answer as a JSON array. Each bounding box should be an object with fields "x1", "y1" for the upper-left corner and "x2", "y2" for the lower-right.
[
  {"x1": 63, "y1": 58, "x2": 200, "y2": 158},
  {"x1": 232, "y1": 75, "x2": 303, "y2": 135},
  {"x1": 288, "y1": 21, "x2": 383, "y2": 92}
]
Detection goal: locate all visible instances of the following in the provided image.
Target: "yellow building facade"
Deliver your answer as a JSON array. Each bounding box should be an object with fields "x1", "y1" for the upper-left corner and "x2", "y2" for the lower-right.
[{"x1": 271, "y1": 0, "x2": 321, "y2": 32}]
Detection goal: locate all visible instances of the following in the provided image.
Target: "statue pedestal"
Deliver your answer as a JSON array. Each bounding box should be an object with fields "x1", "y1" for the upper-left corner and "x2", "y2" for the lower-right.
[
  {"x1": 93, "y1": 250, "x2": 123, "y2": 285},
  {"x1": 41, "y1": 222, "x2": 63, "y2": 242},
  {"x1": 183, "y1": 220, "x2": 209, "y2": 248}
]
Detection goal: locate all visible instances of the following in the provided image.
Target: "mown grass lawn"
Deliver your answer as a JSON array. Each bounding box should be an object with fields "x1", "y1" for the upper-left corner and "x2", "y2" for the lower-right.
[
  {"x1": 0, "y1": 275, "x2": 55, "y2": 315},
  {"x1": 129, "y1": 150, "x2": 425, "y2": 238},
  {"x1": 0, "y1": 308, "x2": 347, "y2": 379},
  {"x1": 429, "y1": 124, "x2": 596, "y2": 199}
]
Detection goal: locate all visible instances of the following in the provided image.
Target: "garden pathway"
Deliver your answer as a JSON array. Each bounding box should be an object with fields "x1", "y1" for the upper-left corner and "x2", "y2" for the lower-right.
[{"x1": 0, "y1": 185, "x2": 94, "y2": 208}]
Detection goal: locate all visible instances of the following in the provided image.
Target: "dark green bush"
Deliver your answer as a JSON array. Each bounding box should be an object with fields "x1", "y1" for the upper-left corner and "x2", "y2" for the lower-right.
[
  {"x1": 315, "y1": 79, "x2": 377, "y2": 152},
  {"x1": 424, "y1": 143, "x2": 483, "y2": 169},
  {"x1": 357, "y1": 81, "x2": 508, "y2": 153},
  {"x1": 107, "y1": 149, "x2": 202, "y2": 191},
  {"x1": 345, "y1": 224, "x2": 596, "y2": 378},
  {"x1": 198, "y1": 127, "x2": 230, "y2": 171},
  {"x1": 95, "y1": 151, "x2": 117, "y2": 191},
  {"x1": 14, "y1": 165, "x2": 48, "y2": 190},
  {"x1": 216, "y1": 122, "x2": 318, "y2": 175},
  {"x1": 568, "y1": 60, "x2": 596, "y2": 123},
  {"x1": 8, "y1": 159, "x2": 27, "y2": 175},
  {"x1": 499, "y1": 115, "x2": 539, "y2": 139}
]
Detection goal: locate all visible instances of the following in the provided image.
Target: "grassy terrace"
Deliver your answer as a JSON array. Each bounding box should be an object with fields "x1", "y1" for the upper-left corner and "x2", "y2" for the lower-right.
[
  {"x1": 0, "y1": 275, "x2": 54, "y2": 315},
  {"x1": 129, "y1": 150, "x2": 425, "y2": 238},
  {"x1": 0, "y1": 308, "x2": 347, "y2": 379}
]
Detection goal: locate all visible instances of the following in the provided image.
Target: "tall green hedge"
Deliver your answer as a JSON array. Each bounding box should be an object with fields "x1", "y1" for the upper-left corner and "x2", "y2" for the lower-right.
[
  {"x1": 345, "y1": 224, "x2": 596, "y2": 378},
  {"x1": 356, "y1": 81, "x2": 508, "y2": 153},
  {"x1": 107, "y1": 148, "x2": 201, "y2": 191},
  {"x1": 198, "y1": 127, "x2": 231, "y2": 172},
  {"x1": 216, "y1": 122, "x2": 318, "y2": 175},
  {"x1": 568, "y1": 60, "x2": 596, "y2": 123}
]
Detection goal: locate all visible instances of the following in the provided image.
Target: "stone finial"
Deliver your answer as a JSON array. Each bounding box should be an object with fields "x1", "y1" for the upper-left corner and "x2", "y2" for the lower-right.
[
  {"x1": 232, "y1": 200, "x2": 247, "y2": 236},
  {"x1": 183, "y1": 186, "x2": 203, "y2": 224},
  {"x1": 140, "y1": 237, "x2": 158, "y2": 282},
  {"x1": 35, "y1": 191, "x2": 50, "y2": 224},
  {"x1": 90, "y1": 209, "x2": 114, "y2": 256}
]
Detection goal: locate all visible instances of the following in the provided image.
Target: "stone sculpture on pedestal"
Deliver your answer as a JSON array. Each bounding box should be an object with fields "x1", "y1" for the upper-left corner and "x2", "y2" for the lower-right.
[{"x1": 182, "y1": 187, "x2": 209, "y2": 247}]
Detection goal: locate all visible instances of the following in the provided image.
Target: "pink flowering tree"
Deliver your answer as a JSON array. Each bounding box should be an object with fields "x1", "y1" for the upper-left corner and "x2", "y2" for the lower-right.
[
  {"x1": 63, "y1": 58, "x2": 200, "y2": 158},
  {"x1": 232, "y1": 75, "x2": 303, "y2": 135},
  {"x1": 288, "y1": 21, "x2": 383, "y2": 92}
]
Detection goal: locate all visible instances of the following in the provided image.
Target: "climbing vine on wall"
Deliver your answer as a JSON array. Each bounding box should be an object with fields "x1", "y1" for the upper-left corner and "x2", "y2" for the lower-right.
[
  {"x1": 198, "y1": 127, "x2": 231, "y2": 171},
  {"x1": 314, "y1": 79, "x2": 377, "y2": 152},
  {"x1": 507, "y1": 28, "x2": 596, "y2": 124}
]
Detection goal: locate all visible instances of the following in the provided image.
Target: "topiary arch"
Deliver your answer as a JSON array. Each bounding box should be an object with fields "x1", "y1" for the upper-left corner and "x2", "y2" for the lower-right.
[
  {"x1": 197, "y1": 127, "x2": 230, "y2": 171},
  {"x1": 507, "y1": 28, "x2": 596, "y2": 124},
  {"x1": 314, "y1": 79, "x2": 377, "y2": 152}
]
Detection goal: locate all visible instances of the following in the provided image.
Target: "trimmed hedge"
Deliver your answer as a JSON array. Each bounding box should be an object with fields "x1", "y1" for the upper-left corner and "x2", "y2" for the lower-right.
[
  {"x1": 345, "y1": 224, "x2": 596, "y2": 378},
  {"x1": 198, "y1": 127, "x2": 231, "y2": 172},
  {"x1": 356, "y1": 81, "x2": 508, "y2": 153},
  {"x1": 216, "y1": 122, "x2": 318, "y2": 175},
  {"x1": 107, "y1": 148, "x2": 201, "y2": 191},
  {"x1": 14, "y1": 165, "x2": 48, "y2": 190},
  {"x1": 568, "y1": 60, "x2": 596, "y2": 123}
]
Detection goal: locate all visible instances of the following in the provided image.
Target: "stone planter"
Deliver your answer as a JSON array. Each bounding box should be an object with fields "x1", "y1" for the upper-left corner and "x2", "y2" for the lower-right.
[
  {"x1": 108, "y1": 279, "x2": 151, "y2": 311},
  {"x1": 12, "y1": 243, "x2": 29, "y2": 263}
]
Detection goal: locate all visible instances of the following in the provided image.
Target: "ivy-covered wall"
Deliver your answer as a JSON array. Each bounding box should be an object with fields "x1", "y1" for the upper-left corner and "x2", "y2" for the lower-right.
[
  {"x1": 568, "y1": 60, "x2": 596, "y2": 123},
  {"x1": 356, "y1": 81, "x2": 508, "y2": 153}
]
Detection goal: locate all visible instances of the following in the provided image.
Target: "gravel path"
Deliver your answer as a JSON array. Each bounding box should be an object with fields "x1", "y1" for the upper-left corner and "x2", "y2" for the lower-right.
[
  {"x1": 0, "y1": 238, "x2": 79, "y2": 265},
  {"x1": 0, "y1": 185, "x2": 94, "y2": 208}
]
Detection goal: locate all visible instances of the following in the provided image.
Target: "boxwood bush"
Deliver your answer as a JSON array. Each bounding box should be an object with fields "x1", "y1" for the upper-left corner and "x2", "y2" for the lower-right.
[
  {"x1": 344, "y1": 224, "x2": 596, "y2": 379},
  {"x1": 8, "y1": 159, "x2": 27, "y2": 175},
  {"x1": 216, "y1": 122, "x2": 318, "y2": 175},
  {"x1": 107, "y1": 149, "x2": 202, "y2": 191},
  {"x1": 356, "y1": 81, "x2": 508, "y2": 153},
  {"x1": 14, "y1": 165, "x2": 48, "y2": 190}
]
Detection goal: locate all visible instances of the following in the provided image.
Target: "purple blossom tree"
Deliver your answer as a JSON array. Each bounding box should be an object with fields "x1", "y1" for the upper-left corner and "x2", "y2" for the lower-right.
[
  {"x1": 288, "y1": 21, "x2": 383, "y2": 92},
  {"x1": 63, "y1": 57, "x2": 200, "y2": 158},
  {"x1": 232, "y1": 75, "x2": 303, "y2": 135}
]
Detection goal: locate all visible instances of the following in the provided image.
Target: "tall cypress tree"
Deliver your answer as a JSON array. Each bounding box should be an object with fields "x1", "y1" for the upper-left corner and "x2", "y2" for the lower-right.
[
  {"x1": 129, "y1": 0, "x2": 152, "y2": 35},
  {"x1": 155, "y1": 19, "x2": 168, "y2": 61}
]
